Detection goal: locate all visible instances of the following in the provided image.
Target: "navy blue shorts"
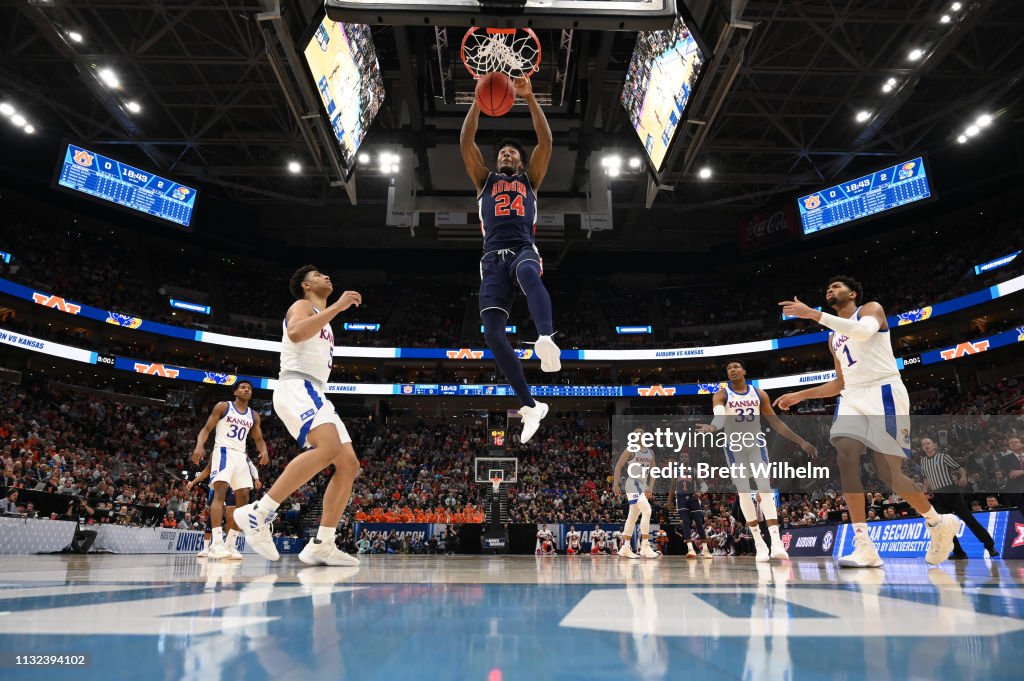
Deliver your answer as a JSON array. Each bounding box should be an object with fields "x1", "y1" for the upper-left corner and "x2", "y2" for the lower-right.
[
  {"x1": 479, "y1": 244, "x2": 542, "y2": 315},
  {"x1": 675, "y1": 493, "x2": 703, "y2": 515}
]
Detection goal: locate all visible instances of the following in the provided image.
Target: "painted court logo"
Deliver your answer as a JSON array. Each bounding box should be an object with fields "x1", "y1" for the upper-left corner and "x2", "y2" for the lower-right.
[
  {"x1": 939, "y1": 340, "x2": 990, "y2": 361},
  {"x1": 133, "y1": 362, "x2": 180, "y2": 378},
  {"x1": 638, "y1": 385, "x2": 676, "y2": 397},
  {"x1": 31, "y1": 293, "x2": 82, "y2": 315},
  {"x1": 446, "y1": 348, "x2": 484, "y2": 360}
]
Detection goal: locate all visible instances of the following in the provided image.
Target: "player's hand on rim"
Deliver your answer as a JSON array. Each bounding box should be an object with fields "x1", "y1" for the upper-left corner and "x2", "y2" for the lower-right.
[
  {"x1": 778, "y1": 296, "x2": 816, "y2": 320},
  {"x1": 512, "y1": 76, "x2": 532, "y2": 97}
]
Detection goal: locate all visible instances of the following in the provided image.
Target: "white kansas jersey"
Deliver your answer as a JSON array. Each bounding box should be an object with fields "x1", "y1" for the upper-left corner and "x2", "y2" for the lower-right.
[
  {"x1": 629, "y1": 446, "x2": 656, "y2": 484},
  {"x1": 213, "y1": 402, "x2": 255, "y2": 453},
  {"x1": 723, "y1": 384, "x2": 761, "y2": 434},
  {"x1": 280, "y1": 305, "x2": 334, "y2": 384},
  {"x1": 829, "y1": 307, "x2": 900, "y2": 388}
]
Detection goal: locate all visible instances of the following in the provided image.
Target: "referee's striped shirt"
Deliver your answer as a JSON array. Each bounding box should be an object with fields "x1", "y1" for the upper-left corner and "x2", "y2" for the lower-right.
[{"x1": 920, "y1": 451, "x2": 961, "y2": 491}]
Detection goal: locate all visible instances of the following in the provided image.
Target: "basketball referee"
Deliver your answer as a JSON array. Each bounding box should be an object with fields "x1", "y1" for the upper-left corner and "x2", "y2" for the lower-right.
[{"x1": 919, "y1": 437, "x2": 998, "y2": 559}]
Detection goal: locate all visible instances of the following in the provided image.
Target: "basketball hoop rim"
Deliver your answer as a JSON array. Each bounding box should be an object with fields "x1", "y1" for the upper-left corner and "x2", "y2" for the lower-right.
[{"x1": 460, "y1": 26, "x2": 542, "y2": 80}]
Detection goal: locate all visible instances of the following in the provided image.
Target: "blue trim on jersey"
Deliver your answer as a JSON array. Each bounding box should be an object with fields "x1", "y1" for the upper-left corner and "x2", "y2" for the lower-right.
[
  {"x1": 304, "y1": 380, "x2": 324, "y2": 410},
  {"x1": 832, "y1": 397, "x2": 841, "y2": 424},
  {"x1": 219, "y1": 446, "x2": 227, "y2": 473},
  {"x1": 760, "y1": 447, "x2": 769, "y2": 464},
  {"x1": 728, "y1": 384, "x2": 752, "y2": 396},
  {"x1": 724, "y1": 448, "x2": 736, "y2": 466},
  {"x1": 296, "y1": 419, "x2": 313, "y2": 449},
  {"x1": 881, "y1": 384, "x2": 897, "y2": 442}
]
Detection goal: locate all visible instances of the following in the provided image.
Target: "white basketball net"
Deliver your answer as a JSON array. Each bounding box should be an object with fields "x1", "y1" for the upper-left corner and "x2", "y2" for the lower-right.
[{"x1": 463, "y1": 30, "x2": 540, "y2": 79}]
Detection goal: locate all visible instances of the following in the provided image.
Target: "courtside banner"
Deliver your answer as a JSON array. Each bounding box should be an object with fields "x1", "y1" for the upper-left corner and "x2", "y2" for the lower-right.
[
  {"x1": 0, "y1": 517, "x2": 77, "y2": 554},
  {"x1": 3, "y1": 272, "x2": 1023, "y2": 361},
  {"x1": 778, "y1": 525, "x2": 837, "y2": 557},
  {"x1": 1001, "y1": 510, "x2": 1024, "y2": 559},
  {"x1": 834, "y1": 511, "x2": 1008, "y2": 559},
  {"x1": 354, "y1": 523, "x2": 434, "y2": 544}
]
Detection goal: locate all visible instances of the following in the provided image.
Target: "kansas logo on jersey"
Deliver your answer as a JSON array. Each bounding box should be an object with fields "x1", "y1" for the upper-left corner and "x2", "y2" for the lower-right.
[
  {"x1": 133, "y1": 362, "x2": 181, "y2": 378},
  {"x1": 897, "y1": 306, "x2": 932, "y2": 326},
  {"x1": 638, "y1": 385, "x2": 676, "y2": 397},
  {"x1": 802, "y1": 194, "x2": 821, "y2": 210},
  {"x1": 31, "y1": 293, "x2": 82, "y2": 315},
  {"x1": 697, "y1": 382, "x2": 726, "y2": 395},
  {"x1": 202, "y1": 372, "x2": 237, "y2": 386},
  {"x1": 72, "y1": 149, "x2": 94, "y2": 167},
  {"x1": 898, "y1": 161, "x2": 916, "y2": 180},
  {"x1": 446, "y1": 348, "x2": 485, "y2": 360},
  {"x1": 105, "y1": 312, "x2": 143, "y2": 329}
]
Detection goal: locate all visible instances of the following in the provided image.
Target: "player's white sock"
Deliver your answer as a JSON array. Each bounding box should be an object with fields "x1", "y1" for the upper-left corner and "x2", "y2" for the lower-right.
[
  {"x1": 623, "y1": 505, "x2": 640, "y2": 537},
  {"x1": 922, "y1": 507, "x2": 941, "y2": 526},
  {"x1": 202, "y1": 538, "x2": 211, "y2": 551},
  {"x1": 759, "y1": 492, "x2": 778, "y2": 522},
  {"x1": 768, "y1": 525, "x2": 782, "y2": 545},
  {"x1": 637, "y1": 496, "x2": 652, "y2": 536},
  {"x1": 316, "y1": 526, "x2": 336, "y2": 544},
  {"x1": 750, "y1": 524, "x2": 768, "y2": 548},
  {"x1": 212, "y1": 527, "x2": 225, "y2": 545},
  {"x1": 226, "y1": 529, "x2": 240, "y2": 549},
  {"x1": 853, "y1": 522, "x2": 869, "y2": 537},
  {"x1": 253, "y1": 496, "x2": 280, "y2": 519},
  {"x1": 737, "y1": 492, "x2": 758, "y2": 524}
]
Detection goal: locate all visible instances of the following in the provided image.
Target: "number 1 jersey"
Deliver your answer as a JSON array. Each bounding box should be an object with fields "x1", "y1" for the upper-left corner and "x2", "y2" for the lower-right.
[{"x1": 478, "y1": 171, "x2": 537, "y2": 252}]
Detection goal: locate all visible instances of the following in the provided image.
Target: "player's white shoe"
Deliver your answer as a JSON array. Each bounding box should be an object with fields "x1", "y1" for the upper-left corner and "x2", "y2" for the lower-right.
[
  {"x1": 700, "y1": 544, "x2": 713, "y2": 558},
  {"x1": 639, "y1": 543, "x2": 659, "y2": 559},
  {"x1": 233, "y1": 503, "x2": 280, "y2": 561},
  {"x1": 207, "y1": 542, "x2": 231, "y2": 560},
  {"x1": 685, "y1": 546, "x2": 697, "y2": 558},
  {"x1": 770, "y1": 543, "x2": 789, "y2": 560},
  {"x1": 196, "y1": 539, "x2": 211, "y2": 558},
  {"x1": 925, "y1": 514, "x2": 960, "y2": 566},
  {"x1": 754, "y1": 540, "x2": 771, "y2": 563},
  {"x1": 535, "y1": 335, "x2": 561, "y2": 372},
  {"x1": 518, "y1": 401, "x2": 549, "y2": 444},
  {"x1": 299, "y1": 538, "x2": 360, "y2": 567},
  {"x1": 225, "y1": 545, "x2": 244, "y2": 561},
  {"x1": 618, "y1": 544, "x2": 638, "y2": 559},
  {"x1": 838, "y1": 534, "x2": 884, "y2": 568}
]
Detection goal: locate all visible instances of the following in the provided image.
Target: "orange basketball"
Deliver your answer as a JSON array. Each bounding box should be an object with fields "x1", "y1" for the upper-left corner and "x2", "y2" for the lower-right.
[{"x1": 476, "y1": 72, "x2": 515, "y2": 117}]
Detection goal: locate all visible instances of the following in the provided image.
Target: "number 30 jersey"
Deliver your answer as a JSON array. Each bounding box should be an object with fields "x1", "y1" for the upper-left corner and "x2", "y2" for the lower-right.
[
  {"x1": 723, "y1": 384, "x2": 762, "y2": 435},
  {"x1": 829, "y1": 307, "x2": 901, "y2": 388},
  {"x1": 478, "y1": 171, "x2": 537, "y2": 252},
  {"x1": 213, "y1": 402, "x2": 254, "y2": 453}
]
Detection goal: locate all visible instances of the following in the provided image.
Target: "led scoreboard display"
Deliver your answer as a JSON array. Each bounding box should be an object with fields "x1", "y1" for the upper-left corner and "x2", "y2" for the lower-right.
[
  {"x1": 56, "y1": 144, "x2": 197, "y2": 227},
  {"x1": 797, "y1": 157, "x2": 932, "y2": 235}
]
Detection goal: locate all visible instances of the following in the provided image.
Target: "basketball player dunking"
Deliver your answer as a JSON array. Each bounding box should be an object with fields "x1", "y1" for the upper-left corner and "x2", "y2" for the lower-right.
[
  {"x1": 698, "y1": 360, "x2": 817, "y2": 562},
  {"x1": 191, "y1": 380, "x2": 268, "y2": 560},
  {"x1": 234, "y1": 265, "x2": 363, "y2": 566},
  {"x1": 776, "y1": 276, "x2": 958, "y2": 567},
  {"x1": 461, "y1": 76, "x2": 558, "y2": 444}
]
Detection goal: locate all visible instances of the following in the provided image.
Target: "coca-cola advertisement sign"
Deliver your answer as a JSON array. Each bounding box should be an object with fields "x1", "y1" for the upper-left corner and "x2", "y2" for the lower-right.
[{"x1": 739, "y1": 201, "x2": 799, "y2": 249}]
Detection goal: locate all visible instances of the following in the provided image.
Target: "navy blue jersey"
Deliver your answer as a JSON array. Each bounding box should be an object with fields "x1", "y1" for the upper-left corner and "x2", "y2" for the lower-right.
[{"x1": 478, "y1": 171, "x2": 537, "y2": 252}]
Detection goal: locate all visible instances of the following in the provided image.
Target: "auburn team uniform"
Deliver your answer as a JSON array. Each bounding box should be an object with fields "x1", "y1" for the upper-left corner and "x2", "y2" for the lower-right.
[
  {"x1": 477, "y1": 171, "x2": 542, "y2": 317},
  {"x1": 829, "y1": 307, "x2": 911, "y2": 457},
  {"x1": 722, "y1": 384, "x2": 771, "y2": 493},
  {"x1": 274, "y1": 305, "x2": 352, "y2": 447},
  {"x1": 210, "y1": 402, "x2": 256, "y2": 492}
]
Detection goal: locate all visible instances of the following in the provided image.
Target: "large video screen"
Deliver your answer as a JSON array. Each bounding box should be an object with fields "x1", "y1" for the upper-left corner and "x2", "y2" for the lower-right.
[
  {"x1": 302, "y1": 18, "x2": 384, "y2": 170},
  {"x1": 621, "y1": 15, "x2": 706, "y2": 173},
  {"x1": 56, "y1": 144, "x2": 197, "y2": 227},
  {"x1": 797, "y1": 157, "x2": 933, "y2": 235}
]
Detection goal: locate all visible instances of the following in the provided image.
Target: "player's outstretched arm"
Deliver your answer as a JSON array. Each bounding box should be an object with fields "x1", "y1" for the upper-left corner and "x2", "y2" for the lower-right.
[
  {"x1": 186, "y1": 460, "x2": 212, "y2": 490},
  {"x1": 696, "y1": 390, "x2": 727, "y2": 432},
  {"x1": 460, "y1": 101, "x2": 488, "y2": 192},
  {"x1": 285, "y1": 293, "x2": 361, "y2": 344},
  {"x1": 774, "y1": 350, "x2": 845, "y2": 411},
  {"x1": 515, "y1": 77, "x2": 552, "y2": 191},
  {"x1": 612, "y1": 447, "x2": 632, "y2": 495},
  {"x1": 252, "y1": 413, "x2": 270, "y2": 465},
  {"x1": 758, "y1": 389, "x2": 817, "y2": 457},
  {"x1": 192, "y1": 402, "x2": 227, "y2": 464}
]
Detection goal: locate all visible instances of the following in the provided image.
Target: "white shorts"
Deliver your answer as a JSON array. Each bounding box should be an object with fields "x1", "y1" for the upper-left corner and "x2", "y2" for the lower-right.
[
  {"x1": 624, "y1": 477, "x2": 648, "y2": 504},
  {"x1": 830, "y1": 380, "x2": 911, "y2": 458},
  {"x1": 274, "y1": 378, "x2": 351, "y2": 449},
  {"x1": 210, "y1": 446, "x2": 254, "y2": 491},
  {"x1": 724, "y1": 445, "x2": 772, "y2": 493}
]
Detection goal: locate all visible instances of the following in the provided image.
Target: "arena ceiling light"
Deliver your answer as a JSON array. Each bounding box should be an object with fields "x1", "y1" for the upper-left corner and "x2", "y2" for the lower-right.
[
  {"x1": 10, "y1": 114, "x2": 25, "y2": 127},
  {"x1": 976, "y1": 113, "x2": 992, "y2": 127},
  {"x1": 881, "y1": 77, "x2": 898, "y2": 93},
  {"x1": 23, "y1": 124, "x2": 34, "y2": 134},
  {"x1": 358, "y1": 152, "x2": 370, "y2": 164},
  {"x1": 68, "y1": 30, "x2": 83, "y2": 43},
  {"x1": 125, "y1": 101, "x2": 141, "y2": 114},
  {"x1": 908, "y1": 48, "x2": 924, "y2": 61},
  {"x1": 97, "y1": 67, "x2": 120, "y2": 89},
  {"x1": 0, "y1": 102, "x2": 13, "y2": 116},
  {"x1": 965, "y1": 124, "x2": 980, "y2": 137},
  {"x1": 957, "y1": 134, "x2": 968, "y2": 144},
  {"x1": 287, "y1": 160, "x2": 301, "y2": 174},
  {"x1": 600, "y1": 154, "x2": 622, "y2": 169},
  {"x1": 698, "y1": 166, "x2": 712, "y2": 179},
  {"x1": 951, "y1": 2, "x2": 962, "y2": 10},
  {"x1": 628, "y1": 157, "x2": 641, "y2": 169},
  {"x1": 855, "y1": 110, "x2": 872, "y2": 123}
]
